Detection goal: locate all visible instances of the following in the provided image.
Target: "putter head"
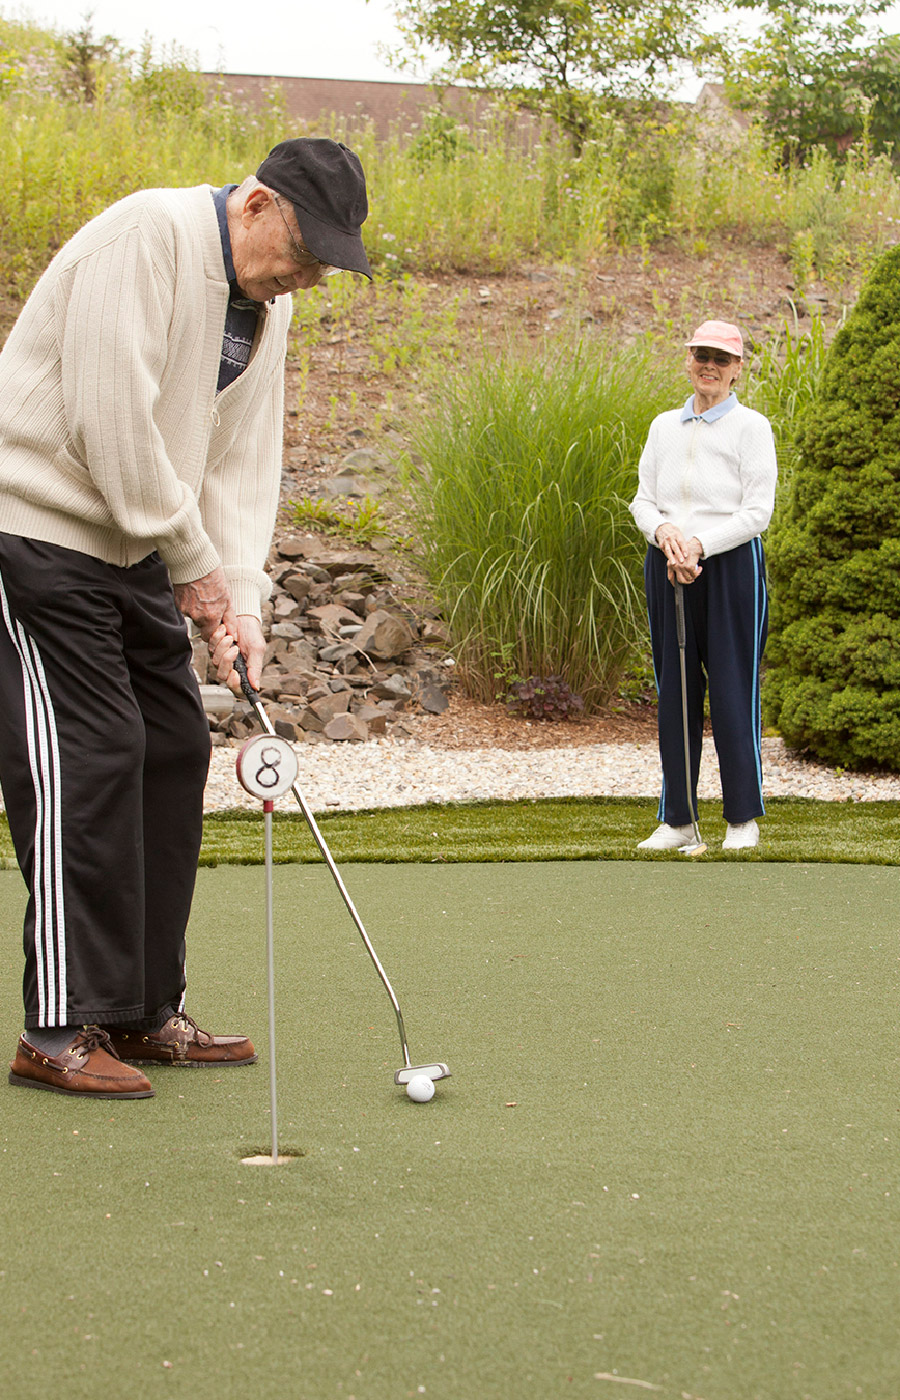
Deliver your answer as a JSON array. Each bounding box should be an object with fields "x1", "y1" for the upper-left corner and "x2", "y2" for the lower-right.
[
  {"x1": 678, "y1": 841, "x2": 708, "y2": 858},
  {"x1": 394, "y1": 1063, "x2": 451, "y2": 1085}
]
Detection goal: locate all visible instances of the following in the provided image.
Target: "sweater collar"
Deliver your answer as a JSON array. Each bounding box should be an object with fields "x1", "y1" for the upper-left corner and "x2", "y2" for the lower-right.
[
  {"x1": 211, "y1": 184, "x2": 238, "y2": 283},
  {"x1": 211, "y1": 184, "x2": 267, "y2": 308}
]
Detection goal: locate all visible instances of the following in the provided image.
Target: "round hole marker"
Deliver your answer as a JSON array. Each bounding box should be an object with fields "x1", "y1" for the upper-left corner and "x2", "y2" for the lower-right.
[{"x1": 236, "y1": 733, "x2": 299, "y2": 802}]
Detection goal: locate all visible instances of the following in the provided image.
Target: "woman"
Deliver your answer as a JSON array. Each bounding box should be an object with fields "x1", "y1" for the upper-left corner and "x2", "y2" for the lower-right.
[{"x1": 629, "y1": 320, "x2": 778, "y2": 850}]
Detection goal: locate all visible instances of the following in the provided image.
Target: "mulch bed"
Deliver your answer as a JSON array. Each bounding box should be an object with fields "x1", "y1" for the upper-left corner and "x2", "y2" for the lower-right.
[{"x1": 399, "y1": 690, "x2": 659, "y2": 750}]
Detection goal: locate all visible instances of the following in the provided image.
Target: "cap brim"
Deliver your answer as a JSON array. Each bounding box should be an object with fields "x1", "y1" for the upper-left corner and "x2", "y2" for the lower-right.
[
  {"x1": 685, "y1": 338, "x2": 742, "y2": 356},
  {"x1": 292, "y1": 201, "x2": 372, "y2": 279}
]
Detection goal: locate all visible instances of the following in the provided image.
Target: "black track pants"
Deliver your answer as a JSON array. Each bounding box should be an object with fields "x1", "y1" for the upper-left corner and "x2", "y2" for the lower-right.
[
  {"x1": 644, "y1": 538, "x2": 768, "y2": 827},
  {"x1": 0, "y1": 536, "x2": 211, "y2": 1029}
]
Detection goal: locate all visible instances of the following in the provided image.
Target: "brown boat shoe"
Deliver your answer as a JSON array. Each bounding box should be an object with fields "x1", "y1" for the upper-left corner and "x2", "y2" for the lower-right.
[
  {"x1": 104, "y1": 1012, "x2": 257, "y2": 1067},
  {"x1": 9, "y1": 1026, "x2": 155, "y2": 1098}
]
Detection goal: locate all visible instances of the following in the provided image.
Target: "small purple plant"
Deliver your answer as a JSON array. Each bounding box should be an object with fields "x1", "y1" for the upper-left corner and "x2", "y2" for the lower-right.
[{"x1": 507, "y1": 675, "x2": 585, "y2": 722}]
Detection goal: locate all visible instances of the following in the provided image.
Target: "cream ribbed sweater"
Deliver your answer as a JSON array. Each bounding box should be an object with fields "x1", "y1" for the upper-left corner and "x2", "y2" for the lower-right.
[
  {"x1": 630, "y1": 399, "x2": 777, "y2": 558},
  {"x1": 0, "y1": 185, "x2": 292, "y2": 617}
]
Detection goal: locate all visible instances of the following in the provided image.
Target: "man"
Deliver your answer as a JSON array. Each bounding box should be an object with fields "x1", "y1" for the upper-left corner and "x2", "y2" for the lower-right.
[{"x1": 0, "y1": 138, "x2": 372, "y2": 1098}]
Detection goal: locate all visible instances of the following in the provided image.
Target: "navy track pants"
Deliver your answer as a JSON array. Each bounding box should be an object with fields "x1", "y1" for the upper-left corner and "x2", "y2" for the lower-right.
[
  {"x1": 644, "y1": 538, "x2": 768, "y2": 827},
  {"x1": 0, "y1": 535, "x2": 211, "y2": 1029}
]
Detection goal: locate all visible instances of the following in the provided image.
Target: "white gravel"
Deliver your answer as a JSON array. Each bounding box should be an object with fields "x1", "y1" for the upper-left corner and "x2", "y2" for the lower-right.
[
  {"x1": 205, "y1": 735, "x2": 900, "y2": 813},
  {"x1": 2, "y1": 734, "x2": 894, "y2": 819}
]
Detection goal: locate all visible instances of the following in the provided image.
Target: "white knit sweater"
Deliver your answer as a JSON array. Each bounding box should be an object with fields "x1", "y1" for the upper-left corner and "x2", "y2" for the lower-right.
[
  {"x1": 0, "y1": 185, "x2": 292, "y2": 617},
  {"x1": 630, "y1": 399, "x2": 778, "y2": 558}
]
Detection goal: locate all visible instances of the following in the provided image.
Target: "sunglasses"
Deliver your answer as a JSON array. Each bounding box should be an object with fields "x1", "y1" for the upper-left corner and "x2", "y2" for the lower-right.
[{"x1": 691, "y1": 347, "x2": 738, "y2": 367}]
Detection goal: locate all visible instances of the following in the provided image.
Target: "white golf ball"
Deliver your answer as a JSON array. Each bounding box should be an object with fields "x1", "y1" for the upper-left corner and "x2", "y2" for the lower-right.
[{"x1": 406, "y1": 1074, "x2": 435, "y2": 1102}]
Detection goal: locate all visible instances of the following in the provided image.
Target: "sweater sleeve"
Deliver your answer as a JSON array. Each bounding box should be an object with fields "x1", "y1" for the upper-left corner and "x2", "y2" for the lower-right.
[
  {"x1": 59, "y1": 223, "x2": 220, "y2": 583},
  {"x1": 629, "y1": 419, "x2": 667, "y2": 545},
  {"x1": 697, "y1": 412, "x2": 778, "y2": 558}
]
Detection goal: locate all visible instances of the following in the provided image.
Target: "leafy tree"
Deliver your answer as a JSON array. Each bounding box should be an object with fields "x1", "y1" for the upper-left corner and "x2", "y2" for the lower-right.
[
  {"x1": 60, "y1": 16, "x2": 125, "y2": 104},
  {"x1": 389, "y1": 0, "x2": 712, "y2": 149},
  {"x1": 720, "y1": 0, "x2": 898, "y2": 160},
  {"x1": 763, "y1": 243, "x2": 900, "y2": 770},
  {"x1": 851, "y1": 34, "x2": 900, "y2": 154}
]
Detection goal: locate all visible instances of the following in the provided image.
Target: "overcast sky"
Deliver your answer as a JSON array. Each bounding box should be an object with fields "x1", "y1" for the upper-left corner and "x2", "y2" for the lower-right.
[
  {"x1": 13, "y1": 0, "x2": 900, "y2": 96},
  {"x1": 22, "y1": 0, "x2": 408, "y2": 82}
]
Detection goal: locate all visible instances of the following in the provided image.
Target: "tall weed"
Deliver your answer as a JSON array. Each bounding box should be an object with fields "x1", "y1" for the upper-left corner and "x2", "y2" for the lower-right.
[
  {"x1": 743, "y1": 316, "x2": 829, "y2": 489},
  {"x1": 407, "y1": 340, "x2": 682, "y2": 711}
]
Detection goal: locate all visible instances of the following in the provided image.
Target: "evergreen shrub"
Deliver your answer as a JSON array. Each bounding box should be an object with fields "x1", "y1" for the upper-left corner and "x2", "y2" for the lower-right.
[{"x1": 764, "y1": 245, "x2": 900, "y2": 770}]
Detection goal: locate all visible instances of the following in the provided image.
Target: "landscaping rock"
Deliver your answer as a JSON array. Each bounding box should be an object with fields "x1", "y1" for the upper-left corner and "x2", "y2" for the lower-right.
[
  {"x1": 421, "y1": 619, "x2": 450, "y2": 645},
  {"x1": 307, "y1": 602, "x2": 361, "y2": 631},
  {"x1": 340, "y1": 447, "x2": 393, "y2": 474},
  {"x1": 199, "y1": 684, "x2": 234, "y2": 719},
  {"x1": 277, "y1": 535, "x2": 317, "y2": 560},
  {"x1": 277, "y1": 674, "x2": 311, "y2": 698},
  {"x1": 282, "y1": 572, "x2": 313, "y2": 602},
  {"x1": 354, "y1": 703, "x2": 388, "y2": 735},
  {"x1": 354, "y1": 609, "x2": 415, "y2": 661},
  {"x1": 419, "y1": 683, "x2": 450, "y2": 715},
  {"x1": 370, "y1": 673, "x2": 413, "y2": 701},
  {"x1": 310, "y1": 691, "x2": 350, "y2": 723},
  {"x1": 323, "y1": 473, "x2": 384, "y2": 499},
  {"x1": 318, "y1": 641, "x2": 359, "y2": 663},
  {"x1": 194, "y1": 535, "x2": 455, "y2": 746},
  {"x1": 273, "y1": 595, "x2": 302, "y2": 621},
  {"x1": 324, "y1": 712, "x2": 369, "y2": 742}
]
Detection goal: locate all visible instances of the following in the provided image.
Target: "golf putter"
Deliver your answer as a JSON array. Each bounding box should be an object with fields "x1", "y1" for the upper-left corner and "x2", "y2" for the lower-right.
[
  {"x1": 232, "y1": 654, "x2": 451, "y2": 1086},
  {"x1": 673, "y1": 581, "x2": 707, "y2": 858}
]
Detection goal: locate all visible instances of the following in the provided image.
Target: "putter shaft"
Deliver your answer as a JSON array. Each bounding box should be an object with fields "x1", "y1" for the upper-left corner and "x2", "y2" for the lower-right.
[
  {"x1": 674, "y1": 581, "x2": 705, "y2": 851},
  {"x1": 234, "y1": 657, "x2": 412, "y2": 1069},
  {"x1": 265, "y1": 805, "x2": 279, "y2": 1163}
]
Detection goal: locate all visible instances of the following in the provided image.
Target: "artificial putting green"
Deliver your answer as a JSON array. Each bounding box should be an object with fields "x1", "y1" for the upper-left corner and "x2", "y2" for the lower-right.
[
  {"x1": 201, "y1": 796, "x2": 899, "y2": 867},
  {"x1": 1, "y1": 859, "x2": 899, "y2": 1400},
  {"x1": 3, "y1": 796, "x2": 900, "y2": 870}
]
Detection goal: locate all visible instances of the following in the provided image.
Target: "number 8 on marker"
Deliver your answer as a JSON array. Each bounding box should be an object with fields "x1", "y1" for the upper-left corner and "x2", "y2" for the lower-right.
[{"x1": 235, "y1": 733, "x2": 299, "y2": 801}]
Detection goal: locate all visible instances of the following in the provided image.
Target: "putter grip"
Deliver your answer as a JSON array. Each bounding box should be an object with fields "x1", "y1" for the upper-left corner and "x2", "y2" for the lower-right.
[
  {"x1": 674, "y1": 581, "x2": 686, "y2": 649},
  {"x1": 233, "y1": 651, "x2": 260, "y2": 704}
]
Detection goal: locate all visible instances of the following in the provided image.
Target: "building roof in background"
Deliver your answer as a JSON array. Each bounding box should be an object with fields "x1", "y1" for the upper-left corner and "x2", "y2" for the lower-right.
[
  {"x1": 206, "y1": 73, "x2": 745, "y2": 145},
  {"x1": 205, "y1": 72, "x2": 489, "y2": 139}
]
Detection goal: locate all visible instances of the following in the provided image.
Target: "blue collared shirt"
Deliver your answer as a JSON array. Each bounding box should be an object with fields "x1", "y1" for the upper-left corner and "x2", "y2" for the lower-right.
[
  {"x1": 211, "y1": 184, "x2": 260, "y2": 393},
  {"x1": 680, "y1": 391, "x2": 739, "y2": 424}
]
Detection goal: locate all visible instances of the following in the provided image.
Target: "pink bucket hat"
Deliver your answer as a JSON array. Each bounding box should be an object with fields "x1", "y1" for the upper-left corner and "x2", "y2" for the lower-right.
[{"x1": 685, "y1": 320, "x2": 743, "y2": 357}]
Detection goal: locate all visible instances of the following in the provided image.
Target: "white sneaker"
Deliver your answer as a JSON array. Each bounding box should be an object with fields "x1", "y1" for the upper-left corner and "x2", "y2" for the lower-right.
[
  {"x1": 722, "y1": 819, "x2": 760, "y2": 850},
  {"x1": 637, "y1": 823, "x2": 695, "y2": 851}
]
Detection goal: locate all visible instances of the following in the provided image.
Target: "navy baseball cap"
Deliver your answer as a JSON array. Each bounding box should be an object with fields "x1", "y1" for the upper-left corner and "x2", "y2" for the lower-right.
[{"x1": 256, "y1": 137, "x2": 372, "y2": 278}]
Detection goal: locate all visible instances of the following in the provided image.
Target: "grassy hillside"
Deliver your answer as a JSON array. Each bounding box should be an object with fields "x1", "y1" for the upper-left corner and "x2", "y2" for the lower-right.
[
  {"x1": 1, "y1": 14, "x2": 899, "y2": 298},
  {"x1": 3, "y1": 13, "x2": 897, "y2": 755}
]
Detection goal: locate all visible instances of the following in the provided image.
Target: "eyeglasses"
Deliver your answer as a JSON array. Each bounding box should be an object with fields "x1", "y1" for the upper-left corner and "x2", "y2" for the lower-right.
[
  {"x1": 274, "y1": 197, "x2": 337, "y2": 275},
  {"x1": 691, "y1": 347, "x2": 738, "y2": 367}
]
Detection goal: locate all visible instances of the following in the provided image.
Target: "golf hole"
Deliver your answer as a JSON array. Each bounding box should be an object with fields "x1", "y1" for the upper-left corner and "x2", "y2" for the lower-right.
[
  {"x1": 238, "y1": 1145, "x2": 304, "y2": 1166},
  {"x1": 241, "y1": 1154, "x2": 301, "y2": 1166}
]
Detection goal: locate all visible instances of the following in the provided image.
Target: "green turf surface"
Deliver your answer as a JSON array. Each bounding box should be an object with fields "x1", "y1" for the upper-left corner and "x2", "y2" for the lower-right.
[
  {"x1": 2, "y1": 860, "x2": 899, "y2": 1399},
  {"x1": 205, "y1": 795, "x2": 899, "y2": 865},
  {"x1": 3, "y1": 796, "x2": 900, "y2": 868}
]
